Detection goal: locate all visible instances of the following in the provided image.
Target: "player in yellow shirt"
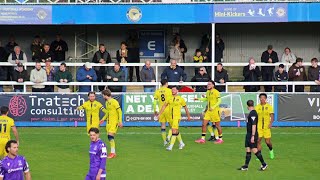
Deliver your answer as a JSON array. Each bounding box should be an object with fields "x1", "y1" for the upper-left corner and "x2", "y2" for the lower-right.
[
  {"x1": 0, "y1": 106, "x2": 19, "y2": 159},
  {"x1": 158, "y1": 86, "x2": 191, "y2": 151},
  {"x1": 77, "y1": 91, "x2": 107, "y2": 134},
  {"x1": 100, "y1": 89, "x2": 123, "y2": 159},
  {"x1": 255, "y1": 93, "x2": 275, "y2": 159},
  {"x1": 153, "y1": 79, "x2": 173, "y2": 146},
  {"x1": 194, "y1": 80, "x2": 223, "y2": 144}
]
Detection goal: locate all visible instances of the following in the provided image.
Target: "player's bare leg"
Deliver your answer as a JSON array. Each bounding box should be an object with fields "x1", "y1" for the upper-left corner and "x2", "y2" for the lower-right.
[
  {"x1": 265, "y1": 138, "x2": 274, "y2": 159},
  {"x1": 214, "y1": 121, "x2": 224, "y2": 144},
  {"x1": 195, "y1": 120, "x2": 209, "y2": 144},
  {"x1": 107, "y1": 132, "x2": 116, "y2": 159},
  {"x1": 167, "y1": 128, "x2": 184, "y2": 151}
]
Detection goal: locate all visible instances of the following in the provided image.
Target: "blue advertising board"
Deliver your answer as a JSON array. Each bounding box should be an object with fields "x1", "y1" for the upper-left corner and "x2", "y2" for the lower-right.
[
  {"x1": 0, "y1": 5, "x2": 52, "y2": 24},
  {"x1": 139, "y1": 30, "x2": 165, "y2": 58},
  {"x1": 214, "y1": 3, "x2": 288, "y2": 23}
]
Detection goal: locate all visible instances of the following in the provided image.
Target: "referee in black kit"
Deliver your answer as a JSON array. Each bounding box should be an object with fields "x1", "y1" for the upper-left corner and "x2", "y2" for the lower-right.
[{"x1": 238, "y1": 100, "x2": 268, "y2": 171}]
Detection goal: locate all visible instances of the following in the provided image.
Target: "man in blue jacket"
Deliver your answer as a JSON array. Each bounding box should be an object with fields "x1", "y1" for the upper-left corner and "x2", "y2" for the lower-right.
[
  {"x1": 161, "y1": 59, "x2": 187, "y2": 83},
  {"x1": 76, "y1": 62, "x2": 97, "y2": 92}
]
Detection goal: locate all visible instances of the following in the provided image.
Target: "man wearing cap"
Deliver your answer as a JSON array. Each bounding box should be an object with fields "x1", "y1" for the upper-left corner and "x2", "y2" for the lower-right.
[
  {"x1": 76, "y1": 62, "x2": 97, "y2": 92},
  {"x1": 273, "y1": 64, "x2": 288, "y2": 92},
  {"x1": 12, "y1": 63, "x2": 29, "y2": 92},
  {"x1": 30, "y1": 62, "x2": 47, "y2": 92}
]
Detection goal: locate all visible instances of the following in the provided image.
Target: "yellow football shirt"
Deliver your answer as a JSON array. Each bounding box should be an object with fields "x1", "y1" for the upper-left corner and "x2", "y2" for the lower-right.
[
  {"x1": 78, "y1": 100, "x2": 106, "y2": 124},
  {"x1": 255, "y1": 103, "x2": 274, "y2": 129},
  {"x1": 0, "y1": 115, "x2": 15, "y2": 139},
  {"x1": 154, "y1": 86, "x2": 172, "y2": 111},
  {"x1": 103, "y1": 98, "x2": 122, "y2": 123},
  {"x1": 166, "y1": 95, "x2": 187, "y2": 120},
  {"x1": 200, "y1": 89, "x2": 220, "y2": 110}
]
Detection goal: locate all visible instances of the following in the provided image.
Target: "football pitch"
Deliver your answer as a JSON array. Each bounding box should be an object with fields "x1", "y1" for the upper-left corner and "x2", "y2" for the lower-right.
[{"x1": 18, "y1": 127, "x2": 320, "y2": 180}]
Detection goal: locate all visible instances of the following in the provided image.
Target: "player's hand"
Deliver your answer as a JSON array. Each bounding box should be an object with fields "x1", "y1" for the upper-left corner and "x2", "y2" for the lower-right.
[
  {"x1": 194, "y1": 98, "x2": 198, "y2": 101},
  {"x1": 269, "y1": 124, "x2": 272, "y2": 129},
  {"x1": 96, "y1": 174, "x2": 101, "y2": 180},
  {"x1": 251, "y1": 136, "x2": 255, "y2": 143},
  {"x1": 100, "y1": 120, "x2": 105, "y2": 125},
  {"x1": 119, "y1": 122, "x2": 123, "y2": 128}
]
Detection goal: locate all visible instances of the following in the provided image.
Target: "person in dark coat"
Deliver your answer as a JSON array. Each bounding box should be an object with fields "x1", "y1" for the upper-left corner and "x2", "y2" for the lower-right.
[
  {"x1": 308, "y1": 58, "x2": 320, "y2": 92},
  {"x1": 161, "y1": 60, "x2": 187, "y2": 82},
  {"x1": 105, "y1": 62, "x2": 125, "y2": 92},
  {"x1": 50, "y1": 34, "x2": 68, "y2": 62},
  {"x1": 76, "y1": 62, "x2": 97, "y2": 92},
  {"x1": 273, "y1": 64, "x2": 288, "y2": 92},
  {"x1": 12, "y1": 63, "x2": 29, "y2": 92},
  {"x1": 214, "y1": 63, "x2": 229, "y2": 92},
  {"x1": 126, "y1": 31, "x2": 141, "y2": 82},
  {"x1": 215, "y1": 33, "x2": 225, "y2": 63},
  {"x1": 243, "y1": 58, "x2": 261, "y2": 92},
  {"x1": 92, "y1": 44, "x2": 111, "y2": 91},
  {"x1": 261, "y1": 45, "x2": 279, "y2": 92},
  {"x1": 30, "y1": 35, "x2": 43, "y2": 62},
  {"x1": 191, "y1": 67, "x2": 211, "y2": 92}
]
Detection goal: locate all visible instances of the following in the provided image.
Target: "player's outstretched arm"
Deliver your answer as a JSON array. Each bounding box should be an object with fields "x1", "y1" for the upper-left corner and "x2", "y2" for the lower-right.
[
  {"x1": 158, "y1": 103, "x2": 168, "y2": 117},
  {"x1": 117, "y1": 107, "x2": 123, "y2": 127},
  {"x1": 184, "y1": 106, "x2": 191, "y2": 121},
  {"x1": 269, "y1": 113, "x2": 274, "y2": 128},
  {"x1": 12, "y1": 126, "x2": 19, "y2": 144}
]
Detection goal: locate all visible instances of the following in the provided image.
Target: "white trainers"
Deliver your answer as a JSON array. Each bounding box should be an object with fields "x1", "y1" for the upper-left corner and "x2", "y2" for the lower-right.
[
  {"x1": 164, "y1": 141, "x2": 169, "y2": 146},
  {"x1": 166, "y1": 145, "x2": 173, "y2": 151},
  {"x1": 179, "y1": 143, "x2": 185, "y2": 150}
]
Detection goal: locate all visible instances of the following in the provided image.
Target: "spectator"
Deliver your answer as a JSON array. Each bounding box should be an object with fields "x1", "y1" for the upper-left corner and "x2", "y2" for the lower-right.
[
  {"x1": 0, "y1": 40, "x2": 9, "y2": 86},
  {"x1": 105, "y1": 62, "x2": 125, "y2": 92},
  {"x1": 161, "y1": 59, "x2": 187, "y2": 82},
  {"x1": 30, "y1": 35, "x2": 43, "y2": 62},
  {"x1": 116, "y1": 41, "x2": 129, "y2": 86},
  {"x1": 273, "y1": 64, "x2": 288, "y2": 92},
  {"x1": 191, "y1": 67, "x2": 211, "y2": 92},
  {"x1": 5, "y1": 36, "x2": 18, "y2": 54},
  {"x1": 200, "y1": 34, "x2": 212, "y2": 63},
  {"x1": 288, "y1": 58, "x2": 307, "y2": 92},
  {"x1": 214, "y1": 63, "x2": 229, "y2": 92},
  {"x1": 243, "y1": 57, "x2": 261, "y2": 92},
  {"x1": 140, "y1": 60, "x2": 156, "y2": 92},
  {"x1": 126, "y1": 31, "x2": 141, "y2": 82},
  {"x1": 92, "y1": 44, "x2": 111, "y2": 91},
  {"x1": 30, "y1": 62, "x2": 47, "y2": 92},
  {"x1": 50, "y1": 34, "x2": 68, "y2": 62},
  {"x1": 55, "y1": 63, "x2": 73, "y2": 93},
  {"x1": 193, "y1": 49, "x2": 206, "y2": 75},
  {"x1": 8, "y1": 46, "x2": 27, "y2": 70},
  {"x1": 281, "y1": 47, "x2": 296, "y2": 64},
  {"x1": 40, "y1": 44, "x2": 54, "y2": 63},
  {"x1": 0, "y1": 41, "x2": 7, "y2": 61},
  {"x1": 44, "y1": 59, "x2": 56, "y2": 92},
  {"x1": 12, "y1": 63, "x2": 28, "y2": 92},
  {"x1": 0, "y1": 66, "x2": 5, "y2": 92},
  {"x1": 169, "y1": 39, "x2": 183, "y2": 64},
  {"x1": 261, "y1": 45, "x2": 279, "y2": 92},
  {"x1": 173, "y1": 33, "x2": 187, "y2": 61},
  {"x1": 308, "y1": 58, "x2": 320, "y2": 92},
  {"x1": 76, "y1": 62, "x2": 97, "y2": 92},
  {"x1": 215, "y1": 33, "x2": 225, "y2": 63}
]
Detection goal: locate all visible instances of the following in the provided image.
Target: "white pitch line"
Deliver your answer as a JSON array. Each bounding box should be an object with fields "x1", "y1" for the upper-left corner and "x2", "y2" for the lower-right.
[{"x1": 21, "y1": 132, "x2": 320, "y2": 135}]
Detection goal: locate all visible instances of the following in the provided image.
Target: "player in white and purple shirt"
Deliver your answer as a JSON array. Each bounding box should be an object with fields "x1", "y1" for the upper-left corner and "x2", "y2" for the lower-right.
[
  {"x1": 86, "y1": 128, "x2": 107, "y2": 180},
  {"x1": 0, "y1": 140, "x2": 31, "y2": 180}
]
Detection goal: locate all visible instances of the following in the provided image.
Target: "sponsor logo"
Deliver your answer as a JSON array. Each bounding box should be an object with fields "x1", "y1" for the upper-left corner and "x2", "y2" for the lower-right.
[
  {"x1": 9, "y1": 96, "x2": 27, "y2": 116},
  {"x1": 127, "y1": 7, "x2": 142, "y2": 23}
]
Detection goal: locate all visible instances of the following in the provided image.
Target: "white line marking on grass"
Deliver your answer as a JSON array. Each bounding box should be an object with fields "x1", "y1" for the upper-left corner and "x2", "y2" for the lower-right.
[{"x1": 22, "y1": 132, "x2": 320, "y2": 135}]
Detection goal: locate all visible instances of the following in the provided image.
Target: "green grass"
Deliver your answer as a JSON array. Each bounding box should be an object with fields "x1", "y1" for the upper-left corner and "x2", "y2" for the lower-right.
[{"x1": 16, "y1": 127, "x2": 320, "y2": 180}]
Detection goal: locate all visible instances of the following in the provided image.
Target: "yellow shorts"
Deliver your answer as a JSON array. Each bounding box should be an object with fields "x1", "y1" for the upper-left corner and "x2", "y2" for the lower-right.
[
  {"x1": 87, "y1": 121, "x2": 100, "y2": 134},
  {"x1": 0, "y1": 138, "x2": 9, "y2": 158},
  {"x1": 169, "y1": 118, "x2": 180, "y2": 130},
  {"x1": 204, "y1": 109, "x2": 220, "y2": 122},
  {"x1": 107, "y1": 120, "x2": 119, "y2": 134},
  {"x1": 159, "y1": 109, "x2": 171, "y2": 123},
  {"x1": 258, "y1": 128, "x2": 271, "y2": 139}
]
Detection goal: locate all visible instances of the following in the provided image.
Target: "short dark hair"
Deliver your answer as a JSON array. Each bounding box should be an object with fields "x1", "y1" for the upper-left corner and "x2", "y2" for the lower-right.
[
  {"x1": 0, "y1": 106, "x2": 9, "y2": 115},
  {"x1": 160, "y1": 79, "x2": 168, "y2": 86},
  {"x1": 101, "y1": 89, "x2": 112, "y2": 97},
  {"x1": 208, "y1": 80, "x2": 215, "y2": 86},
  {"x1": 88, "y1": 127, "x2": 99, "y2": 134},
  {"x1": 217, "y1": 63, "x2": 223, "y2": 66},
  {"x1": 60, "y1": 63, "x2": 66, "y2": 67},
  {"x1": 195, "y1": 49, "x2": 202, "y2": 54},
  {"x1": 296, "y1": 58, "x2": 303, "y2": 63},
  {"x1": 259, "y1": 93, "x2": 267, "y2": 98},
  {"x1": 171, "y1": 86, "x2": 179, "y2": 90},
  {"x1": 279, "y1": 64, "x2": 284, "y2": 68},
  {"x1": 43, "y1": 43, "x2": 50, "y2": 47},
  {"x1": 267, "y1": 45, "x2": 273, "y2": 50},
  {"x1": 99, "y1": 44, "x2": 105, "y2": 47},
  {"x1": 114, "y1": 62, "x2": 120, "y2": 67},
  {"x1": 120, "y1": 41, "x2": 127, "y2": 46},
  {"x1": 88, "y1": 91, "x2": 96, "y2": 96},
  {"x1": 5, "y1": 140, "x2": 18, "y2": 153},
  {"x1": 311, "y1": 58, "x2": 318, "y2": 63},
  {"x1": 247, "y1": 100, "x2": 254, "y2": 107}
]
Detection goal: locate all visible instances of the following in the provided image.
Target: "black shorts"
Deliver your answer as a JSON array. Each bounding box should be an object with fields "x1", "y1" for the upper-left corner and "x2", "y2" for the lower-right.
[{"x1": 245, "y1": 134, "x2": 258, "y2": 149}]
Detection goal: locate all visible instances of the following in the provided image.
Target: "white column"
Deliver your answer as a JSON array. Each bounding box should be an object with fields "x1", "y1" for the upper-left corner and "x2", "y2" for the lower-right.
[{"x1": 211, "y1": 23, "x2": 215, "y2": 80}]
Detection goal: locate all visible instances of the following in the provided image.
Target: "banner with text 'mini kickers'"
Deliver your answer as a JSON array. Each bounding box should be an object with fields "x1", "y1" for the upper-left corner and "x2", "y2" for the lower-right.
[{"x1": 123, "y1": 93, "x2": 275, "y2": 123}]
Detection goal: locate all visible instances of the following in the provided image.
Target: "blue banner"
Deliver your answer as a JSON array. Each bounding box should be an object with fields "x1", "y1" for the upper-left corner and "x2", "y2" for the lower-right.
[
  {"x1": 51, "y1": 4, "x2": 212, "y2": 24},
  {"x1": 139, "y1": 30, "x2": 165, "y2": 58},
  {"x1": 214, "y1": 3, "x2": 288, "y2": 23},
  {"x1": 0, "y1": 6, "x2": 52, "y2": 24},
  {"x1": 288, "y1": 3, "x2": 320, "y2": 22}
]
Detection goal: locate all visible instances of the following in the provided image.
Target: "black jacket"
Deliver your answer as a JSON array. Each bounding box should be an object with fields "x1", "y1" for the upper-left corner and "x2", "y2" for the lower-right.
[
  {"x1": 40, "y1": 50, "x2": 54, "y2": 62},
  {"x1": 215, "y1": 40, "x2": 225, "y2": 62},
  {"x1": 214, "y1": 69, "x2": 229, "y2": 92},
  {"x1": 50, "y1": 40, "x2": 68, "y2": 62},
  {"x1": 243, "y1": 65, "x2": 261, "y2": 92},
  {"x1": 261, "y1": 50, "x2": 279, "y2": 74},
  {"x1": 308, "y1": 66, "x2": 320, "y2": 81},
  {"x1": 191, "y1": 73, "x2": 211, "y2": 92},
  {"x1": 161, "y1": 65, "x2": 187, "y2": 82},
  {"x1": 274, "y1": 70, "x2": 288, "y2": 90},
  {"x1": 31, "y1": 43, "x2": 42, "y2": 62},
  {"x1": 12, "y1": 69, "x2": 29, "y2": 89},
  {"x1": 92, "y1": 50, "x2": 111, "y2": 72}
]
